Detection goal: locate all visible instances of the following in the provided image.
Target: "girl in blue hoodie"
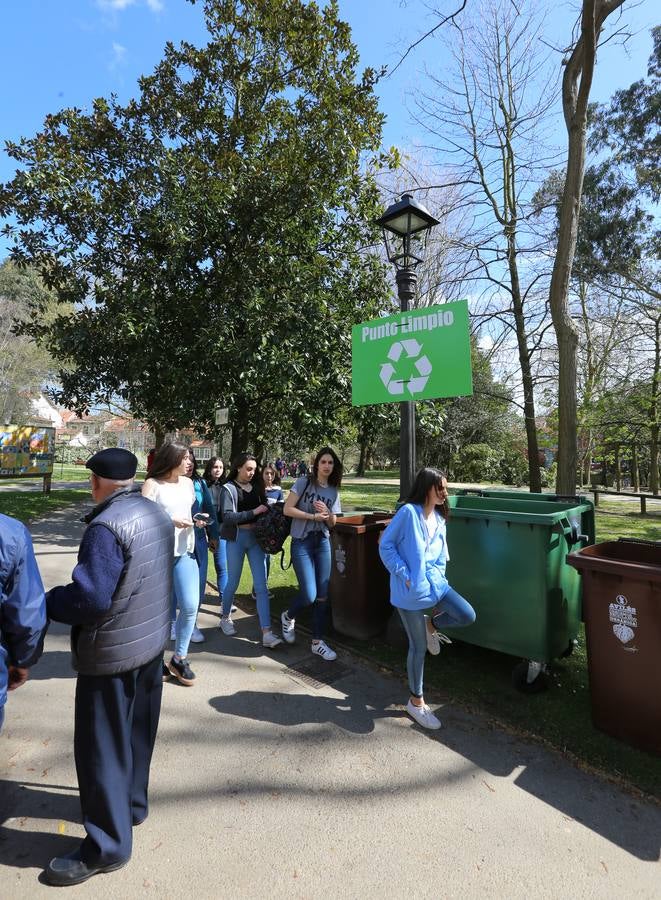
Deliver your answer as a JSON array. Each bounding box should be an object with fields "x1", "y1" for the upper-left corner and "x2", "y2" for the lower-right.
[{"x1": 379, "y1": 467, "x2": 475, "y2": 730}]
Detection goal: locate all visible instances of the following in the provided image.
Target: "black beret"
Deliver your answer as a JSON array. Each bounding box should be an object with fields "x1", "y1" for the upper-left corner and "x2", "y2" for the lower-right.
[{"x1": 86, "y1": 448, "x2": 138, "y2": 480}]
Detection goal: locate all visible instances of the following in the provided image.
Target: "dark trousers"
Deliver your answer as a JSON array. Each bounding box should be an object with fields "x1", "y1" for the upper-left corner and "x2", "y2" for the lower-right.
[{"x1": 74, "y1": 654, "x2": 163, "y2": 865}]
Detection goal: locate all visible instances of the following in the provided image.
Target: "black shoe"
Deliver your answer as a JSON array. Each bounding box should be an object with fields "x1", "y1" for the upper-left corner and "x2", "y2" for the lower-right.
[
  {"x1": 162, "y1": 660, "x2": 171, "y2": 682},
  {"x1": 168, "y1": 655, "x2": 196, "y2": 686},
  {"x1": 45, "y1": 849, "x2": 129, "y2": 886}
]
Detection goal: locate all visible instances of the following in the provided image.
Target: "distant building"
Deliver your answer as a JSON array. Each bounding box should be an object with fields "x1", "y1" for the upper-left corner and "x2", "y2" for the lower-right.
[{"x1": 28, "y1": 395, "x2": 215, "y2": 461}]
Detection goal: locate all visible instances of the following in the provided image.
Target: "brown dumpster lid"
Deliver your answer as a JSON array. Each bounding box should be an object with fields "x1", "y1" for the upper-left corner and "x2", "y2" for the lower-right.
[
  {"x1": 568, "y1": 539, "x2": 661, "y2": 583},
  {"x1": 334, "y1": 513, "x2": 392, "y2": 534}
]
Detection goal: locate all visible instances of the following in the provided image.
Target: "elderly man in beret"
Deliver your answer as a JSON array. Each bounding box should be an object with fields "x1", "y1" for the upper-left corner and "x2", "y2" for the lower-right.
[{"x1": 44, "y1": 448, "x2": 174, "y2": 887}]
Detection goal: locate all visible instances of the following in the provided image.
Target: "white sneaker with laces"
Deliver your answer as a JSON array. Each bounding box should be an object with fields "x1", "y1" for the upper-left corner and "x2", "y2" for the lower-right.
[
  {"x1": 219, "y1": 617, "x2": 237, "y2": 636},
  {"x1": 170, "y1": 622, "x2": 176, "y2": 642},
  {"x1": 262, "y1": 630, "x2": 283, "y2": 649},
  {"x1": 281, "y1": 611, "x2": 296, "y2": 644},
  {"x1": 190, "y1": 625, "x2": 205, "y2": 643},
  {"x1": 424, "y1": 616, "x2": 441, "y2": 655},
  {"x1": 311, "y1": 640, "x2": 337, "y2": 661},
  {"x1": 406, "y1": 699, "x2": 442, "y2": 730}
]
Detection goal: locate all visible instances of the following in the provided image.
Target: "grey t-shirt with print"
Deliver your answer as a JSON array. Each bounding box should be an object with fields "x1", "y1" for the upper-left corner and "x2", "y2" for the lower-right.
[{"x1": 289, "y1": 476, "x2": 342, "y2": 540}]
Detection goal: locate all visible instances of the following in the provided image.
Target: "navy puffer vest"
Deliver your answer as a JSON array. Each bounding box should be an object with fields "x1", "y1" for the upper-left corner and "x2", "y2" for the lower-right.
[{"x1": 73, "y1": 487, "x2": 174, "y2": 675}]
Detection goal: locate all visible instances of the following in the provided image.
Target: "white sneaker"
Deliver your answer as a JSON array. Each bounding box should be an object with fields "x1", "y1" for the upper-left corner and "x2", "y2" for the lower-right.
[
  {"x1": 425, "y1": 616, "x2": 440, "y2": 655},
  {"x1": 170, "y1": 622, "x2": 176, "y2": 642},
  {"x1": 311, "y1": 640, "x2": 337, "y2": 661},
  {"x1": 190, "y1": 626, "x2": 205, "y2": 643},
  {"x1": 219, "y1": 617, "x2": 236, "y2": 636},
  {"x1": 263, "y1": 630, "x2": 283, "y2": 649},
  {"x1": 406, "y1": 699, "x2": 442, "y2": 730},
  {"x1": 281, "y1": 611, "x2": 296, "y2": 644}
]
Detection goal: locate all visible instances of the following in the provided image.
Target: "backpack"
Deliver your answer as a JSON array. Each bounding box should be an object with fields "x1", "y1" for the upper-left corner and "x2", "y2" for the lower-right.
[
  {"x1": 252, "y1": 477, "x2": 310, "y2": 568},
  {"x1": 252, "y1": 501, "x2": 292, "y2": 568}
]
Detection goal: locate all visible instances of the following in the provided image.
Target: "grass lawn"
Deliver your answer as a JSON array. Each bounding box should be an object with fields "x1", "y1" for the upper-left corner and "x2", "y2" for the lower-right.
[
  {"x1": 216, "y1": 487, "x2": 661, "y2": 800},
  {"x1": 0, "y1": 489, "x2": 90, "y2": 522}
]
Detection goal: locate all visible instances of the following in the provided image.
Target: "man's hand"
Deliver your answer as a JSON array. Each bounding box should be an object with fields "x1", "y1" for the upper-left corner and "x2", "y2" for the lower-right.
[{"x1": 7, "y1": 666, "x2": 29, "y2": 691}]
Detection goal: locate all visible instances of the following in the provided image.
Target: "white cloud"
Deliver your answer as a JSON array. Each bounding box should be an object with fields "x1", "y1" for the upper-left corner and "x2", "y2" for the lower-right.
[
  {"x1": 97, "y1": 0, "x2": 164, "y2": 13},
  {"x1": 110, "y1": 41, "x2": 128, "y2": 71},
  {"x1": 98, "y1": 0, "x2": 136, "y2": 10}
]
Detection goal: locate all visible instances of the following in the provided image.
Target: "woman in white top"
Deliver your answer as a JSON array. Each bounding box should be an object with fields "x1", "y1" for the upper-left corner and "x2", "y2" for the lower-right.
[{"x1": 142, "y1": 442, "x2": 204, "y2": 686}]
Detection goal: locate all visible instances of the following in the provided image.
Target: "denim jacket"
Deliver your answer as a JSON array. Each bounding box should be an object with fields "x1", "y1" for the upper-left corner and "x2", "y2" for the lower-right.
[{"x1": 379, "y1": 503, "x2": 449, "y2": 610}]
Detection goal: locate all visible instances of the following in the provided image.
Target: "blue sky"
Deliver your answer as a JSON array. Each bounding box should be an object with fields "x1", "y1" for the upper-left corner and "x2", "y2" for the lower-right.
[{"x1": 0, "y1": 0, "x2": 657, "y2": 259}]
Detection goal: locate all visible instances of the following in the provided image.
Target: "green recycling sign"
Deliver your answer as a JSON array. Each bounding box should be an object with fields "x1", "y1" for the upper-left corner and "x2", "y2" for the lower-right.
[{"x1": 351, "y1": 300, "x2": 473, "y2": 406}]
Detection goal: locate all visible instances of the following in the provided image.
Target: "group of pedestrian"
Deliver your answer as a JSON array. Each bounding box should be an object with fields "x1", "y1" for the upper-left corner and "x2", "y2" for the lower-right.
[
  {"x1": 0, "y1": 443, "x2": 474, "y2": 887},
  {"x1": 275, "y1": 456, "x2": 309, "y2": 479}
]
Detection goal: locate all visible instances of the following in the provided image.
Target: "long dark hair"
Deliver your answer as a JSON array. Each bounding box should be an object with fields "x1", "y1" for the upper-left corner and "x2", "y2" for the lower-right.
[
  {"x1": 203, "y1": 456, "x2": 225, "y2": 486},
  {"x1": 226, "y1": 452, "x2": 265, "y2": 497},
  {"x1": 188, "y1": 450, "x2": 203, "y2": 483},
  {"x1": 311, "y1": 446, "x2": 343, "y2": 489},
  {"x1": 405, "y1": 467, "x2": 450, "y2": 519},
  {"x1": 148, "y1": 442, "x2": 189, "y2": 481}
]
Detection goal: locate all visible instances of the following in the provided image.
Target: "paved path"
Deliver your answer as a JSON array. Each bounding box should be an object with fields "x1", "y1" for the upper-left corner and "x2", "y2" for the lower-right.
[{"x1": 0, "y1": 504, "x2": 659, "y2": 899}]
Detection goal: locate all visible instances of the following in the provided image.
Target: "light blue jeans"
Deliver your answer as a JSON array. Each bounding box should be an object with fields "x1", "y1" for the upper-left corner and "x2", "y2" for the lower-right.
[
  {"x1": 398, "y1": 587, "x2": 475, "y2": 698},
  {"x1": 172, "y1": 553, "x2": 200, "y2": 658},
  {"x1": 213, "y1": 539, "x2": 228, "y2": 600},
  {"x1": 223, "y1": 529, "x2": 271, "y2": 629},
  {"x1": 194, "y1": 529, "x2": 209, "y2": 606},
  {"x1": 287, "y1": 532, "x2": 331, "y2": 640}
]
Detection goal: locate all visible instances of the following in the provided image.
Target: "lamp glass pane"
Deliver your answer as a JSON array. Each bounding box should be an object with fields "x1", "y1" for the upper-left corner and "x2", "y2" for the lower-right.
[{"x1": 383, "y1": 210, "x2": 430, "y2": 235}]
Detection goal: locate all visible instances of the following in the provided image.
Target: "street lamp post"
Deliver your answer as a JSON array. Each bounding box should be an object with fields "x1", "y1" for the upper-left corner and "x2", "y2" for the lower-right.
[{"x1": 376, "y1": 193, "x2": 440, "y2": 500}]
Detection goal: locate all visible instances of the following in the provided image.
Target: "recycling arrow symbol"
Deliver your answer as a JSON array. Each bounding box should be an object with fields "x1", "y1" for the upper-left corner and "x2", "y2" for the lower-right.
[{"x1": 380, "y1": 339, "x2": 432, "y2": 396}]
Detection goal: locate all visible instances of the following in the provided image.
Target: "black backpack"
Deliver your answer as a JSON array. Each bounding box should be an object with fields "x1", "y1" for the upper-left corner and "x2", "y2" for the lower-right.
[{"x1": 252, "y1": 500, "x2": 292, "y2": 567}]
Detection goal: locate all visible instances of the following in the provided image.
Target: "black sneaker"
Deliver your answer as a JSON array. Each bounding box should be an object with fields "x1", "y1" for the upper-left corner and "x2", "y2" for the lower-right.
[
  {"x1": 162, "y1": 661, "x2": 171, "y2": 682},
  {"x1": 168, "y1": 655, "x2": 196, "y2": 686}
]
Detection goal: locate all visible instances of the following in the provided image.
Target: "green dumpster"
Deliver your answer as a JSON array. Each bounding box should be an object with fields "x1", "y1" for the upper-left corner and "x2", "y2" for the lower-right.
[{"x1": 442, "y1": 491, "x2": 594, "y2": 691}]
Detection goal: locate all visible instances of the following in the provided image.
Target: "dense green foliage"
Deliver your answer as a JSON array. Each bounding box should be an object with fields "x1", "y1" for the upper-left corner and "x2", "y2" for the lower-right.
[
  {"x1": 0, "y1": 261, "x2": 62, "y2": 423},
  {"x1": 0, "y1": 0, "x2": 391, "y2": 452}
]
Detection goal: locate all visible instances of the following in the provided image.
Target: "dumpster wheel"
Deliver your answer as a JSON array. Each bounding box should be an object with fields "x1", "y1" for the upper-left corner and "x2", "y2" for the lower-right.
[{"x1": 512, "y1": 660, "x2": 550, "y2": 693}]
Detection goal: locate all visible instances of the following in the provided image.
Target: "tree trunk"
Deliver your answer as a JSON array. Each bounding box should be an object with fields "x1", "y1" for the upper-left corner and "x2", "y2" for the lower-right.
[
  {"x1": 357, "y1": 436, "x2": 368, "y2": 477},
  {"x1": 549, "y1": 0, "x2": 625, "y2": 494},
  {"x1": 632, "y1": 444, "x2": 640, "y2": 493},
  {"x1": 650, "y1": 427, "x2": 659, "y2": 496},
  {"x1": 614, "y1": 444, "x2": 621, "y2": 492},
  {"x1": 648, "y1": 316, "x2": 660, "y2": 495},
  {"x1": 508, "y1": 239, "x2": 542, "y2": 493},
  {"x1": 154, "y1": 423, "x2": 166, "y2": 449},
  {"x1": 230, "y1": 404, "x2": 250, "y2": 462}
]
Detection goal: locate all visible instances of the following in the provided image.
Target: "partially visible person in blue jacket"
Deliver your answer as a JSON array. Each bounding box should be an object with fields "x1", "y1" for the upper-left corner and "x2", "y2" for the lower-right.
[
  {"x1": 0, "y1": 513, "x2": 46, "y2": 731},
  {"x1": 44, "y1": 448, "x2": 174, "y2": 887},
  {"x1": 379, "y1": 467, "x2": 475, "y2": 731},
  {"x1": 186, "y1": 450, "x2": 219, "y2": 643}
]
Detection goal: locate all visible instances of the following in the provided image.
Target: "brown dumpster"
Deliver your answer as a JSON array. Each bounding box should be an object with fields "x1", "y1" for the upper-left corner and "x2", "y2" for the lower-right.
[
  {"x1": 328, "y1": 513, "x2": 392, "y2": 640},
  {"x1": 568, "y1": 539, "x2": 661, "y2": 756}
]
